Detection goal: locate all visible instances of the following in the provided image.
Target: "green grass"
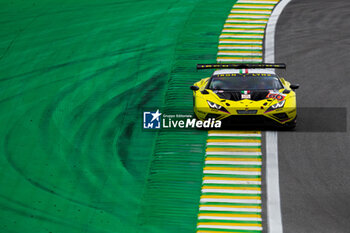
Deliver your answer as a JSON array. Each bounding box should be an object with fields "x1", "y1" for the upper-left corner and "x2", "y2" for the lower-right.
[{"x1": 0, "y1": 0, "x2": 235, "y2": 232}]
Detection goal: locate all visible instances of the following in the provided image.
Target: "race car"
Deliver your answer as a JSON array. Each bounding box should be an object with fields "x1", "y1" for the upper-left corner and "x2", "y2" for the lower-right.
[{"x1": 190, "y1": 63, "x2": 299, "y2": 128}]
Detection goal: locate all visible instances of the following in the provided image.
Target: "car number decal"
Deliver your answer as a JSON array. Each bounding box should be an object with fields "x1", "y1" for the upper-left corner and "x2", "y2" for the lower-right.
[{"x1": 266, "y1": 90, "x2": 286, "y2": 101}]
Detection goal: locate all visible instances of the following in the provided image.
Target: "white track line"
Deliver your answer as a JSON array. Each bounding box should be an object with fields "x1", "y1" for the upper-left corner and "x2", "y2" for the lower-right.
[
  {"x1": 207, "y1": 142, "x2": 261, "y2": 146},
  {"x1": 224, "y1": 24, "x2": 266, "y2": 28},
  {"x1": 203, "y1": 170, "x2": 261, "y2": 175},
  {"x1": 228, "y1": 15, "x2": 270, "y2": 19},
  {"x1": 234, "y1": 5, "x2": 274, "y2": 9},
  {"x1": 266, "y1": 131, "x2": 283, "y2": 233},
  {"x1": 205, "y1": 160, "x2": 262, "y2": 165},
  {"x1": 208, "y1": 133, "x2": 261, "y2": 136},
  {"x1": 222, "y1": 29, "x2": 264, "y2": 33},
  {"x1": 218, "y1": 52, "x2": 262, "y2": 56},
  {"x1": 218, "y1": 45, "x2": 262, "y2": 50},
  {"x1": 202, "y1": 188, "x2": 261, "y2": 194},
  {"x1": 226, "y1": 19, "x2": 268, "y2": 23},
  {"x1": 265, "y1": 1, "x2": 291, "y2": 232},
  {"x1": 206, "y1": 151, "x2": 262, "y2": 155},
  {"x1": 219, "y1": 41, "x2": 263, "y2": 45},
  {"x1": 200, "y1": 198, "x2": 261, "y2": 204},
  {"x1": 199, "y1": 206, "x2": 261, "y2": 212},
  {"x1": 217, "y1": 58, "x2": 263, "y2": 62},
  {"x1": 199, "y1": 216, "x2": 262, "y2": 221},
  {"x1": 219, "y1": 40, "x2": 263, "y2": 44},
  {"x1": 220, "y1": 34, "x2": 264, "y2": 39},
  {"x1": 197, "y1": 225, "x2": 262, "y2": 231},
  {"x1": 231, "y1": 10, "x2": 272, "y2": 14},
  {"x1": 238, "y1": 0, "x2": 279, "y2": 3},
  {"x1": 218, "y1": 49, "x2": 261, "y2": 52},
  {"x1": 203, "y1": 180, "x2": 261, "y2": 185}
]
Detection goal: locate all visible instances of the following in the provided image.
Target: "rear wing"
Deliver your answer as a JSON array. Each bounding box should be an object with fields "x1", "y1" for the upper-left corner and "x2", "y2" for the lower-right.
[{"x1": 197, "y1": 63, "x2": 286, "y2": 70}]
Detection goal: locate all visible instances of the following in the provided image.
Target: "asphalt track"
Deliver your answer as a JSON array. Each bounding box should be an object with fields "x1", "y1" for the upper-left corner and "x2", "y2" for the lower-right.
[{"x1": 275, "y1": 0, "x2": 350, "y2": 232}]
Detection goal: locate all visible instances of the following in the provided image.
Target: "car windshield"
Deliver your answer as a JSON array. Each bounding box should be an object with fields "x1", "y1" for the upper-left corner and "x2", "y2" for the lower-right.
[{"x1": 209, "y1": 73, "x2": 283, "y2": 90}]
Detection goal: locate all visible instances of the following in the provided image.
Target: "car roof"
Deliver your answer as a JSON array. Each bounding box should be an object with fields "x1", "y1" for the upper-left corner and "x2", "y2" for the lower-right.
[{"x1": 213, "y1": 68, "x2": 276, "y2": 75}]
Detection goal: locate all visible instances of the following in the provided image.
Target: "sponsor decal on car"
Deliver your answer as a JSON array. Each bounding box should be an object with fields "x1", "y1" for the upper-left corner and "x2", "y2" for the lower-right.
[{"x1": 215, "y1": 73, "x2": 273, "y2": 78}]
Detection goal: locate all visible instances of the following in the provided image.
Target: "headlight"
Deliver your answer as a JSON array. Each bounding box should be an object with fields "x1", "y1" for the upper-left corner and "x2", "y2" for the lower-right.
[
  {"x1": 265, "y1": 100, "x2": 285, "y2": 113},
  {"x1": 207, "y1": 101, "x2": 229, "y2": 113}
]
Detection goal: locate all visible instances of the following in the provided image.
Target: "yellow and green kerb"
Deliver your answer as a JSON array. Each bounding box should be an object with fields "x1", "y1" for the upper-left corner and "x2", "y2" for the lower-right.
[
  {"x1": 197, "y1": 131, "x2": 262, "y2": 233},
  {"x1": 218, "y1": 0, "x2": 279, "y2": 63},
  {"x1": 196, "y1": 0, "x2": 281, "y2": 232}
]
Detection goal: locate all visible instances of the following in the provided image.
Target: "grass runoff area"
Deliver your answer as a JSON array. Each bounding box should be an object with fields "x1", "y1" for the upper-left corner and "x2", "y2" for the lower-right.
[{"x1": 0, "y1": 0, "x2": 235, "y2": 232}]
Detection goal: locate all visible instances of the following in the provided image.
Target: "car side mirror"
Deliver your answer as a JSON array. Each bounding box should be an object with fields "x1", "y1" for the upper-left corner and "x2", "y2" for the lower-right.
[
  {"x1": 190, "y1": 85, "x2": 199, "y2": 91},
  {"x1": 290, "y1": 84, "x2": 299, "y2": 90}
]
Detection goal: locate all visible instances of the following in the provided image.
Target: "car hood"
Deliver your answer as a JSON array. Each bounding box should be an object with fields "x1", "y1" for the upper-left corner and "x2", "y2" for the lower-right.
[{"x1": 213, "y1": 90, "x2": 270, "y2": 101}]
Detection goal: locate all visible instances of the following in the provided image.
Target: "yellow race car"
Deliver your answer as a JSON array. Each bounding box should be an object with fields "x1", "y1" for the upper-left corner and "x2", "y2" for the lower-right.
[{"x1": 190, "y1": 63, "x2": 299, "y2": 128}]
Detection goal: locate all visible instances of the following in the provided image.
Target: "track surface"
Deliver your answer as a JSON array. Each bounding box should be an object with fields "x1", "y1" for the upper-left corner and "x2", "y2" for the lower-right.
[{"x1": 275, "y1": 0, "x2": 350, "y2": 232}]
